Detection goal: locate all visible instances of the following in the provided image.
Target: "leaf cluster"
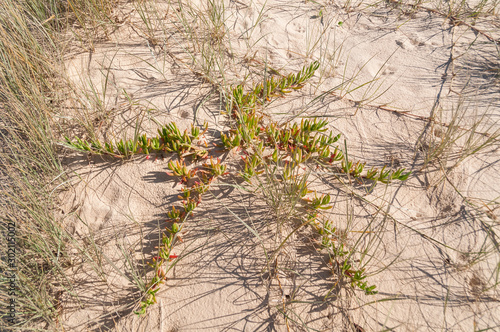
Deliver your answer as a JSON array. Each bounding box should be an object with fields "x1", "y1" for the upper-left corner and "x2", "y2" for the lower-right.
[{"x1": 64, "y1": 122, "x2": 209, "y2": 159}]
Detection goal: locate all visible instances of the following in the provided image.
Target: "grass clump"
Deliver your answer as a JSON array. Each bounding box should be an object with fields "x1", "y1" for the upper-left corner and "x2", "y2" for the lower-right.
[
  {"x1": 0, "y1": 0, "x2": 71, "y2": 328},
  {"x1": 0, "y1": 0, "x2": 132, "y2": 329}
]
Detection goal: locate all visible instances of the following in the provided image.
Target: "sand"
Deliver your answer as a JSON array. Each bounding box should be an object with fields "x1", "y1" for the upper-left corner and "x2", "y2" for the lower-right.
[{"x1": 59, "y1": 0, "x2": 500, "y2": 330}]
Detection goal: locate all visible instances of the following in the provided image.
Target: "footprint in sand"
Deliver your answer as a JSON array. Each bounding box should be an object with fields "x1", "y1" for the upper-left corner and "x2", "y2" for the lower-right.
[
  {"x1": 382, "y1": 65, "x2": 396, "y2": 76},
  {"x1": 395, "y1": 38, "x2": 416, "y2": 50},
  {"x1": 404, "y1": 33, "x2": 427, "y2": 47},
  {"x1": 395, "y1": 39, "x2": 405, "y2": 49},
  {"x1": 294, "y1": 24, "x2": 305, "y2": 34},
  {"x1": 267, "y1": 35, "x2": 280, "y2": 48},
  {"x1": 288, "y1": 22, "x2": 306, "y2": 41}
]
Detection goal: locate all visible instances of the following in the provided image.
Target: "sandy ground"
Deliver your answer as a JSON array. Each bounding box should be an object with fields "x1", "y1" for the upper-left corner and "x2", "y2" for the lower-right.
[{"x1": 59, "y1": 0, "x2": 500, "y2": 331}]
